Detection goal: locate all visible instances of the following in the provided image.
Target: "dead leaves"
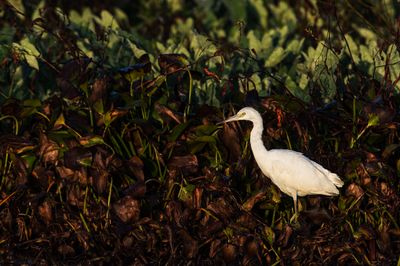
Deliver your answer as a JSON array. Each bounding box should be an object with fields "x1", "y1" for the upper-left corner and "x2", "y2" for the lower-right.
[{"x1": 113, "y1": 195, "x2": 141, "y2": 223}]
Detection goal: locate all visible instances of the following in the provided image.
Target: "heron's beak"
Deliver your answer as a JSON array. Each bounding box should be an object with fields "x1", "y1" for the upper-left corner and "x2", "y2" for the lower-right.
[{"x1": 217, "y1": 114, "x2": 239, "y2": 125}]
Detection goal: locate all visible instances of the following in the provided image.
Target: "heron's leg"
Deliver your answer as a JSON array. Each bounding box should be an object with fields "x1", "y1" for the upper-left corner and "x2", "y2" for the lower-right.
[{"x1": 290, "y1": 193, "x2": 299, "y2": 224}]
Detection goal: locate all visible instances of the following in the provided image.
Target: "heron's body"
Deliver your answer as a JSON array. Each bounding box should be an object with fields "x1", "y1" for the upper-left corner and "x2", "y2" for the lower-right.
[{"x1": 222, "y1": 107, "x2": 344, "y2": 215}]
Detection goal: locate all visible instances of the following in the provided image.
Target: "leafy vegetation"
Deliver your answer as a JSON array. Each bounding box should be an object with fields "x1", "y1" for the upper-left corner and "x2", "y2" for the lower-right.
[{"x1": 0, "y1": 0, "x2": 399, "y2": 264}]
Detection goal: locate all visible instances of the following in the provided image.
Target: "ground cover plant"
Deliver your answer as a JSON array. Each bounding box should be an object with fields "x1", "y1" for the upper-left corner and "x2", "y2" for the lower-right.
[{"x1": 0, "y1": 0, "x2": 399, "y2": 264}]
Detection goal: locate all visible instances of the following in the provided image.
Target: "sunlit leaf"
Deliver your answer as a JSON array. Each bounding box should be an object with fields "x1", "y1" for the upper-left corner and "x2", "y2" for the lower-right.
[
  {"x1": 178, "y1": 184, "x2": 195, "y2": 202},
  {"x1": 265, "y1": 47, "x2": 286, "y2": 68},
  {"x1": 118, "y1": 63, "x2": 151, "y2": 83},
  {"x1": 247, "y1": 30, "x2": 261, "y2": 55},
  {"x1": 54, "y1": 113, "x2": 66, "y2": 128},
  {"x1": 77, "y1": 156, "x2": 93, "y2": 167},
  {"x1": 8, "y1": 0, "x2": 25, "y2": 19},
  {"x1": 79, "y1": 135, "x2": 105, "y2": 147},
  {"x1": 367, "y1": 114, "x2": 380, "y2": 127},
  {"x1": 25, "y1": 54, "x2": 39, "y2": 70},
  {"x1": 344, "y1": 34, "x2": 360, "y2": 64},
  {"x1": 249, "y1": 0, "x2": 268, "y2": 29}
]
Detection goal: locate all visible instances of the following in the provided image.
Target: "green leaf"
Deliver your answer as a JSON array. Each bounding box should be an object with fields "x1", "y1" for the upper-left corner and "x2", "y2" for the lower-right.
[
  {"x1": 367, "y1": 114, "x2": 380, "y2": 128},
  {"x1": 79, "y1": 136, "x2": 106, "y2": 147},
  {"x1": 7, "y1": 0, "x2": 25, "y2": 19},
  {"x1": 249, "y1": 0, "x2": 268, "y2": 29},
  {"x1": 222, "y1": 0, "x2": 247, "y2": 22},
  {"x1": 25, "y1": 54, "x2": 38, "y2": 70},
  {"x1": 193, "y1": 124, "x2": 219, "y2": 136},
  {"x1": 298, "y1": 73, "x2": 308, "y2": 90},
  {"x1": 285, "y1": 75, "x2": 310, "y2": 103},
  {"x1": 357, "y1": 28, "x2": 377, "y2": 42},
  {"x1": 189, "y1": 142, "x2": 207, "y2": 154},
  {"x1": 265, "y1": 47, "x2": 286, "y2": 68},
  {"x1": 23, "y1": 99, "x2": 41, "y2": 107},
  {"x1": 20, "y1": 38, "x2": 40, "y2": 56},
  {"x1": 286, "y1": 38, "x2": 304, "y2": 54},
  {"x1": 247, "y1": 30, "x2": 261, "y2": 55},
  {"x1": 344, "y1": 34, "x2": 359, "y2": 64},
  {"x1": 178, "y1": 184, "x2": 195, "y2": 202},
  {"x1": 128, "y1": 40, "x2": 147, "y2": 58},
  {"x1": 93, "y1": 100, "x2": 105, "y2": 114},
  {"x1": 12, "y1": 38, "x2": 40, "y2": 70},
  {"x1": 77, "y1": 156, "x2": 93, "y2": 167},
  {"x1": 97, "y1": 10, "x2": 119, "y2": 30},
  {"x1": 319, "y1": 73, "x2": 336, "y2": 103},
  {"x1": 168, "y1": 122, "x2": 190, "y2": 142},
  {"x1": 193, "y1": 135, "x2": 216, "y2": 144},
  {"x1": 21, "y1": 153, "x2": 37, "y2": 172},
  {"x1": 190, "y1": 33, "x2": 216, "y2": 59},
  {"x1": 188, "y1": 135, "x2": 217, "y2": 154}
]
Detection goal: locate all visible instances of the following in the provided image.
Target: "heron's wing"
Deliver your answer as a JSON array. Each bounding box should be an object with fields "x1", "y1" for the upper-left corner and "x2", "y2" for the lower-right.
[{"x1": 263, "y1": 150, "x2": 340, "y2": 197}]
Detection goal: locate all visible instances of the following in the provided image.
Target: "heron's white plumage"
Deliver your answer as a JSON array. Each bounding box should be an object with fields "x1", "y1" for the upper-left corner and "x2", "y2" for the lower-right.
[{"x1": 222, "y1": 107, "x2": 344, "y2": 215}]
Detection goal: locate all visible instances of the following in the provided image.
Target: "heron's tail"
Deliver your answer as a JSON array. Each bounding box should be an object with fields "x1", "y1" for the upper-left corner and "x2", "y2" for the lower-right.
[{"x1": 329, "y1": 173, "x2": 344, "y2": 188}]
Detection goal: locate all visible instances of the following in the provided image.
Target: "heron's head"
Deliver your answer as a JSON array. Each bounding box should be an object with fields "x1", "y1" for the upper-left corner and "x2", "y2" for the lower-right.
[{"x1": 220, "y1": 107, "x2": 262, "y2": 124}]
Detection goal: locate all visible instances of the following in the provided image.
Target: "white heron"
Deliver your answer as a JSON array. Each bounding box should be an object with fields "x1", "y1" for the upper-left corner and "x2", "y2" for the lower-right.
[{"x1": 220, "y1": 107, "x2": 344, "y2": 217}]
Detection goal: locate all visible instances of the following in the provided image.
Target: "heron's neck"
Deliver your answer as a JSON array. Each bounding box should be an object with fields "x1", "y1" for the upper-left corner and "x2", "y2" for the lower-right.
[{"x1": 250, "y1": 117, "x2": 267, "y2": 152}]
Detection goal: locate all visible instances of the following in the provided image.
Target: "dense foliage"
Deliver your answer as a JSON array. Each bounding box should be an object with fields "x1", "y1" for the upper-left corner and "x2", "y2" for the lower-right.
[{"x1": 0, "y1": 0, "x2": 399, "y2": 264}]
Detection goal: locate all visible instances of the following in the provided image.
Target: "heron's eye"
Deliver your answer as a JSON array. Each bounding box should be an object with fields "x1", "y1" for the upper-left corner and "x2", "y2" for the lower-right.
[{"x1": 239, "y1": 112, "x2": 246, "y2": 117}]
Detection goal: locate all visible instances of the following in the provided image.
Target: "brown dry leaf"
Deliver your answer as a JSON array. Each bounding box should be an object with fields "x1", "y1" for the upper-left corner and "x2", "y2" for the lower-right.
[
  {"x1": 67, "y1": 185, "x2": 83, "y2": 207},
  {"x1": 64, "y1": 147, "x2": 92, "y2": 170},
  {"x1": 277, "y1": 224, "x2": 293, "y2": 247},
  {"x1": 89, "y1": 77, "x2": 108, "y2": 105},
  {"x1": 113, "y1": 195, "x2": 140, "y2": 223},
  {"x1": 209, "y1": 239, "x2": 222, "y2": 258},
  {"x1": 266, "y1": 127, "x2": 284, "y2": 140},
  {"x1": 237, "y1": 213, "x2": 258, "y2": 230},
  {"x1": 179, "y1": 229, "x2": 199, "y2": 259},
  {"x1": 222, "y1": 243, "x2": 237, "y2": 263},
  {"x1": 11, "y1": 155, "x2": 28, "y2": 185},
  {"x1": 246, "y1": 239, "x2": 259, "y2": 257},
  {"x1": 155, "y1": 103, "x2": 182, "y2": 124},
  {"x1": 221, "y1": 123, "x2": 241, "y2": 161},
  {"x1": 0, "y1": 134, "x2": 33, "y2": 155},
  {"x1": 39, "y1": 133, "x2": 59, "y2": 164},
  {"x1": 122, "y1": 235, "x2": 134, "y2": 248},
  {"x1": 32, "y1": 166, "x2": 48, "y2": 187},
  {"x1": 242, "y1": 191, "x2": 267, "y2": 211},
  {"x1": 57, "y1": 57, "x2": 91, "y2": 99},
  {"x1": 378, "y1": 222, "x2": 391, "y2": 251},
  {"x1": 165, "y1": 200, "x2": 183, "y2": 227},
  {"x1": 346, "y1": 183, "x2": 364, "y2": 199},
  {"x1": 301, "y1": 208, "x2": 331, "y2": 225},
  {"x1": 127, "y1": 156, "x2": 145, "y2": 182},
  {"x1": 200, "y1": 220, "x2": 224, "y2": 237},
  {"x1": 90, "y1": 151, "x2": 110, "y2": 193},
  {"x1": 123, "y1": 181, "x2": 146, "y2": 198},
  {"x1": 0, "y1": 207, "x2": 12, "y2": 230},
  {"x1": 168, "y1": 154, "x2": 198, "y2": 175},
  {"x1": 92, "y1": 170, "x2": 108, "y2": 194},
  {"x1": 193, "y1": 187, "x2": 203, "y2": 209},
  {"x1": 57, "y1": 244, "x2": 75, "y2": 257},
  {"x1": 158, "y1": 53, "x2": 187, "y2": 74},
  {"x1": 38, "y1": 200, "x2": 53, "y2": 225},
  {"x1": 0, "y1": 98, "x2": 22, "y2": 116},
  {"x1": 380, "y1": 182, "x2": 396, "y2": 198},
  {"x1": 56, "y1": 166, "x2": 74, "y2": 179},
  {"x1": 206, "y1": 197, "x2": 236, "y2": 222}
]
